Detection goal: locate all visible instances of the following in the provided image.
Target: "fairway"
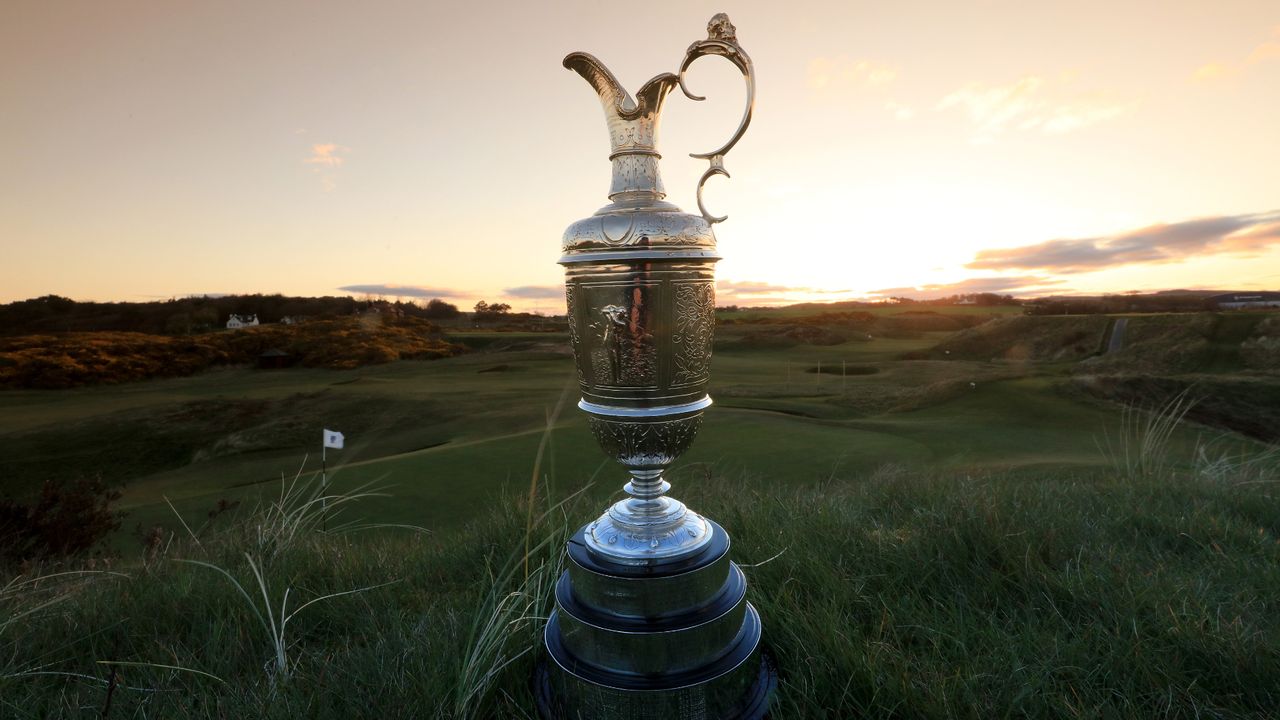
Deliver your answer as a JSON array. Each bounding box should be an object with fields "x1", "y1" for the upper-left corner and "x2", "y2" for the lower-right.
[{"x1": 5, "y1": 308, "x2": 1264, "y2": 550}]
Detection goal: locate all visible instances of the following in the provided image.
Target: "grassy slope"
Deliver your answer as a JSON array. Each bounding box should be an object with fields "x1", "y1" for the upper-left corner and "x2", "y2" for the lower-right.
[
  {"x1": 3, "y1": 458, "x2": 1277, "y2": 718},
  {"x1": 4, "y1": 312, "x2": 1268, "y2": 551},
  {"x1": 2, "y1": 307, "x2": 1278, "y2": 716}
]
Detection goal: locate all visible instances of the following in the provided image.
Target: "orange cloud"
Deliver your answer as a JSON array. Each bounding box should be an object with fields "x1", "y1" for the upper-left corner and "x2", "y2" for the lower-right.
[
  {"x1": 870, "y1": 276, "x2": 1064, "y2": 299},
  {"x1": 305, "y1": 143, "x2": 348, "y2": 168},
  {"x1": 968, "y1": 211, "x2": 1280, "y2": 273},
  {"x1": 1193, "y1": 62, "x2": 1230, "y2": 80},
  {"x1": 1193, "y1": 25, "x2": 1280, "y2": 81},
  {"x1": 304, "y1": 143, "x2": 350, "y2": 191}
]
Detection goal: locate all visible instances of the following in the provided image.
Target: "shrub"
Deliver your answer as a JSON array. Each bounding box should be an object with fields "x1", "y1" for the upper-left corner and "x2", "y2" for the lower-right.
[{"x1": 0, "y1": 476, "x2": 123, "y2": 563}]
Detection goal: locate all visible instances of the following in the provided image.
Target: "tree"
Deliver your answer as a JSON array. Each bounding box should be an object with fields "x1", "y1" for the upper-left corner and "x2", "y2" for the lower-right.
[
  {"x1": 473, "y1": 301, "x2": 511, "y2": 316},
  {"x1": 423, "y1": 298, "x2": 460, "y2": 319}
]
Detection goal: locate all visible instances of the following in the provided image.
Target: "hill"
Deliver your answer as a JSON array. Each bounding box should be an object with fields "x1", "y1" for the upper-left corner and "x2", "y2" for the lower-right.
[
  {"x1": 3, "y1": 453, "x2": 1278, "y2": 717},
  {"x1": 0, "y1": 316, "x2": 464, "y2": 389}
]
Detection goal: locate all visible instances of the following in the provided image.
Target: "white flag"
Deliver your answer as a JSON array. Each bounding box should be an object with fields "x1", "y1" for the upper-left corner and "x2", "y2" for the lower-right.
[{"x1": 323, "y1": 429, "x2": 344, "y2": 449}]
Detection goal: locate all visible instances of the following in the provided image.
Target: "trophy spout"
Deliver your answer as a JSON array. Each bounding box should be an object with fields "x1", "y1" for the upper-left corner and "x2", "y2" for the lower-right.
[{"x1": 563, "y1": 53, "x2": 679, "y2": 203}]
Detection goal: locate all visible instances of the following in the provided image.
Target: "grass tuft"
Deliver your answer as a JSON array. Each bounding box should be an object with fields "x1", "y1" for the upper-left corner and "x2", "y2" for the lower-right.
[{"x1": 1098, "y1": 387, "x2": 1198, "y2": 479}]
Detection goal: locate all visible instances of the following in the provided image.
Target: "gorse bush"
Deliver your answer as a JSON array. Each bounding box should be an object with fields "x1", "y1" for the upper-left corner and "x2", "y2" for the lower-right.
[
  {"x1": 0, "y1": 317, "x2": 465, "y2": 389},
  {"x1": 0, "y1": 476, "x2": 122, "y2": 563}
]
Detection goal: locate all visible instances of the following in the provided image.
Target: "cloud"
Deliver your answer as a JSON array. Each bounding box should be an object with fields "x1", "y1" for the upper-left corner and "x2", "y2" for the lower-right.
[
  {"x1": 502, "y1": 285, "x2": 564, "y2": 300},
  {"x1": 305, "y1": 143, "x2": 350, "y2": 191},
  {"x1": 884, "y1": 100, "x2": 915, "y2": 120},
  {"x1": 305, "y1": 143, "x2": 347, "y2": 168},
  {"x1": 937, "y1": 75, "x2": 1132, "y2": 141},
  {"x1": 337, "y1": 284, "x2": 462, "y2": 299},
  {"x1": 967, "y1": 211, "x2": 1280, "y2": 273},
  {"x1": 869, "y1": 275, "x2": 1063, "y2": 299},
  {"x1": 1039, "y1": 99, "x2": 1129, "y2": 134},
  {"x1": 1194, "y1": 25, "x2": 1280, "y2": 80},
  {"x1": 807, "y1": 57, "x2": 897, "y2": 92},
  {"x1": 1193, "y1": 62, "x2": 1231, "y2": 81},
  {"x1": 716, "y1": 280, "x2": 851, "y2": 303}
]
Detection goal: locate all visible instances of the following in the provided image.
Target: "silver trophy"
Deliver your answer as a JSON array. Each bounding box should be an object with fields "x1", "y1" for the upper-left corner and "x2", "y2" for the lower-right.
[{"x1": 539, "y1": 14, "x2": 773, "y2": 719}]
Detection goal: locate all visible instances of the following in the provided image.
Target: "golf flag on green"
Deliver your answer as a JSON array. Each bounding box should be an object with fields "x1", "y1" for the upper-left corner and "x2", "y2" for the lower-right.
[{"x1": 323, "y1": 429, "x2": 344, "y2": 449}]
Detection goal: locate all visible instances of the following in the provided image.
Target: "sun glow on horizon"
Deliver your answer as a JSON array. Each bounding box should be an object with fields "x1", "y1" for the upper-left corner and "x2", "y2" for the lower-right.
[{"x1": 1, "y1": 1, "x2": 1277, "y2": 309}]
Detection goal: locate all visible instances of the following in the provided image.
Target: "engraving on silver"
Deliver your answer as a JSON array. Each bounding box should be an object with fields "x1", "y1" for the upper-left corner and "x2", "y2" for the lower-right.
[{"x1": 673, "y1": 281, "x2": 716, "y2": 386}]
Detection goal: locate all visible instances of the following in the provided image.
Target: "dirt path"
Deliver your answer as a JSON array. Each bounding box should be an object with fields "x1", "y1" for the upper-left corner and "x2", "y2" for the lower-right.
[{"x1": 1106, "y1": 318, "x2": 1128, "y2": 354}]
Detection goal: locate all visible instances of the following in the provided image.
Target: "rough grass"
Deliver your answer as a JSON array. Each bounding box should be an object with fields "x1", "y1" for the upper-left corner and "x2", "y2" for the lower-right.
[
  {"x1": 931, "y1": 316, "x2": 1111, "y2": 364},
  {"x1": 2, "y1": 445, "x2": 1277, "y2": 718}
]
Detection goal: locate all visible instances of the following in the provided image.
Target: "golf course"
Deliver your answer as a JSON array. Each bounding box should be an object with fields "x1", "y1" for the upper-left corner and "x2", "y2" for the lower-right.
[
  {"x1": 1, "y1": 306, "x2": 1275, "y2": 546},
  {"x1": 2, "y1": 305, "x2": 1278, "y2": 718}
]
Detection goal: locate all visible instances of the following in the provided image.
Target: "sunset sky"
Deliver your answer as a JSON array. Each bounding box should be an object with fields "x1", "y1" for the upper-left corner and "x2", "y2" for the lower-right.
[{"x1": 2, "y1": 0, "x2": 1278, "y2": 309}]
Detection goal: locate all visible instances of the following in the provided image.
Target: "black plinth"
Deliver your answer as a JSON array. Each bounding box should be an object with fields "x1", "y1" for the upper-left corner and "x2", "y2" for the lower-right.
[{"x1": 537, "y1": 521, "x2": 774, "y2": 719}]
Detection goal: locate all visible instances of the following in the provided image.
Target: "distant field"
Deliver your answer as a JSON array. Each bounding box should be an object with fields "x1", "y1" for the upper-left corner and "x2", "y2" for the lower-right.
[
  {"x1": 2, "y1": 306, "x2": 1275, "y2": 553},
  {"x1": 722, "y1": 303, "x2": 1026, "y2": 321}
]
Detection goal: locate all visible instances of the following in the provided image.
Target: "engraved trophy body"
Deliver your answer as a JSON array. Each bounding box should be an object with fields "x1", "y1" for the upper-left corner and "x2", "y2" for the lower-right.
[{"x1": 539, "y1": 14, "x2": 774, "y2": 719}]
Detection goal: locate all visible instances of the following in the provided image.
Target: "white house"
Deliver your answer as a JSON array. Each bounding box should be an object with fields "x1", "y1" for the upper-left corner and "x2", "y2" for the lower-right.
[{"x1": 227, "y1": 314, "x2": 260, "y2": 329}]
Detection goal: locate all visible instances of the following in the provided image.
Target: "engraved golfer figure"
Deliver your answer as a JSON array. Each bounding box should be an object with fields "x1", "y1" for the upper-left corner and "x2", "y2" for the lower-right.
[{"x1": 597, "y1": 304, "x2": 628, "y2": 385}]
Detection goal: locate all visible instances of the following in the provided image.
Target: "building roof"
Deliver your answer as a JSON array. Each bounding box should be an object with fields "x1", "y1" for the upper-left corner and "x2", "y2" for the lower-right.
[{"x1": 1209, "y1": 291, "x2": 1280, "y2": 302}]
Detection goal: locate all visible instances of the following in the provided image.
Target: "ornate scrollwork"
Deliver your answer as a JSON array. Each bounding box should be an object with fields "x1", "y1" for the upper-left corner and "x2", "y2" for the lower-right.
[
  {"x1": 678, "y1": 13, "x2": 755, "y2": 224},
  {"x1": 564, "y1": 284, "x2": 586, "y2": 384},
  {"x1": 672, "y1": 282, "x2": 716, "y2": 386},
  {"x1": 587, "y1": 414, "x2": 704, "y2": 469}
]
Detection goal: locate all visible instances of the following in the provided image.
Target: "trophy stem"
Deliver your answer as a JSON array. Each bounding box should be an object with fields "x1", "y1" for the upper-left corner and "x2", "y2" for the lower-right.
[
  {"x1": 622, "y1": 470, "x2": 670, "y2": 516},
  {"x1": 584, "y1": 464, "x2": 712, "y2": 565}
]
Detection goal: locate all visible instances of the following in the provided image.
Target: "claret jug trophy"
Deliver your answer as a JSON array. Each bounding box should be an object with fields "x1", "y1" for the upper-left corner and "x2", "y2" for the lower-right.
[{"x1": 538, "y1": 14, "x2": 774, "y2": 719}]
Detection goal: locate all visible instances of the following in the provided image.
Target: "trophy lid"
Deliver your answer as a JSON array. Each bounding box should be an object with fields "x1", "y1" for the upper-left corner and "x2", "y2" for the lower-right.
[{"x1": 559, "y1": 13, "x2": 754, "y2": 266}]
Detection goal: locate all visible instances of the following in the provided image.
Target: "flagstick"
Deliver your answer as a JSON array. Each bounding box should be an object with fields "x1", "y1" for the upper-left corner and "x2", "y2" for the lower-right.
[{"x1": 321, "y1": 442, "x2": 328, "y2": 533}]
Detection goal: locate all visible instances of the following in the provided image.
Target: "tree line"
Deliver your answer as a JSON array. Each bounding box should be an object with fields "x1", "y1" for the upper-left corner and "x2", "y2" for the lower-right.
[{"x1": 0, "y1": 294, "x2": 466, "y2": 336}]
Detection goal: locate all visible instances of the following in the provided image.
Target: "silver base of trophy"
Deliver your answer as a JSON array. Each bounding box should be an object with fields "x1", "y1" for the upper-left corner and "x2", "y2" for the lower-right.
[
  {"x1": 538, "y1": 520, "x2": 775, "y2": 719},
  {"x1": 584, "y1": 483, "x2": 714, "y2": 565}
]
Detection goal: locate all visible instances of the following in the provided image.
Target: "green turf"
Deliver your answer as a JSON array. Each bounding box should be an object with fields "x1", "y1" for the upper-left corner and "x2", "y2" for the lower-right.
[
  {"x1": 3, "y1": 307, "x2": 1278, "y2": 716},
  {"x1": 1, "y1": 309, "x2": 1273, "y2": 552},
  {"x1": 4, "y1": 457, "x2": 1278, "y2": 718}
]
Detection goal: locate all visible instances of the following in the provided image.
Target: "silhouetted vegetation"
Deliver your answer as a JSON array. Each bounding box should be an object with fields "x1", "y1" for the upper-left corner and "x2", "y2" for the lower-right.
[
  {"x1": 422, "y1": 298, "x2": 461, "y2": 319},
  {"x1": 472, "y1": 300, "x2": 513, "y2": 324},
  {"x1": 0, "y1": 294, "x2": 463, "y2": 336},
  {"x1": 1023, "y1": 291, "x2": 1223, "y2": 315},
  {"x1": 0, "y1": 475, "x2": 122, "y2": 562}
]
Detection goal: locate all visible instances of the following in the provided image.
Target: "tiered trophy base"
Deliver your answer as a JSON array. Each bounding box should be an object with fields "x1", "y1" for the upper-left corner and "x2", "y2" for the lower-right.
[{"x1": 537, "y1": 520, "x2": 774, "y2": 719}]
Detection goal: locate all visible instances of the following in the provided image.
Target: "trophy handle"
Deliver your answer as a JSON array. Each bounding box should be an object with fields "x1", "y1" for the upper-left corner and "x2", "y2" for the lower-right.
[{"x1": 678, "y1": 13, "x2": 755, "y2": 225}]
